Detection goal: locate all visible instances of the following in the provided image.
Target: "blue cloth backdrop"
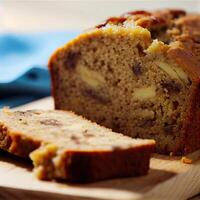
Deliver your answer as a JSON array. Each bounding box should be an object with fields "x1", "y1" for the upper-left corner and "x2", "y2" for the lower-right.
[{"x1": 0, "y1": 31, "x2": 79, "y2": 108}]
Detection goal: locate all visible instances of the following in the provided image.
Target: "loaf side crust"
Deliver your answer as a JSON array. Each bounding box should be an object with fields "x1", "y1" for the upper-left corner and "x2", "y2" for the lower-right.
[
  {"x1": 0, "y1": 122, "x2": 41, "y2": 158},
  {"x1": 30, "y1": 142, "x2": 154, "y2": 182}
]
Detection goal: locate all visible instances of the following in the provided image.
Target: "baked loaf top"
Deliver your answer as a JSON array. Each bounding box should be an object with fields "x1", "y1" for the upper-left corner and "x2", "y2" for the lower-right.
[
  {"x1": 0, "y1": 109, "x2": 155, "y2": 182},
  {"x1": 51, "y1": 9, "x2": 200, "y2": 81},
  {"x1": 96, "y1": 9, "x2": 200, "y2": 81}
]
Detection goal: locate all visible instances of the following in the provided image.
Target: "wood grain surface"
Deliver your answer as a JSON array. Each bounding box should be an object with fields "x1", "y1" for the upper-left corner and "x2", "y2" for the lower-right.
[{"x1": 0, "y1": 97, "x2": 198, "y2": 200}]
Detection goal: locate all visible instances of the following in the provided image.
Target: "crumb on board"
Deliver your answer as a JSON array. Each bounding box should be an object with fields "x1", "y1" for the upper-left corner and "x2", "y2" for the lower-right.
[
  {"x1": 181, "y1": 156, "x2": 193, "y2": 164},
  {"x1": 2, "y1": 107, "x2": 12, "y2": 115}
]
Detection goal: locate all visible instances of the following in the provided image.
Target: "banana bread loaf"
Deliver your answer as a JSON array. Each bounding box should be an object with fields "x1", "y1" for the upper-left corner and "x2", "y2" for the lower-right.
[
  {"x1": 0, "y1": 109, "x2": 155, "y2": 182},
  {"x1": 49, "y1": 9, "x2": 200, "y2": 155}
]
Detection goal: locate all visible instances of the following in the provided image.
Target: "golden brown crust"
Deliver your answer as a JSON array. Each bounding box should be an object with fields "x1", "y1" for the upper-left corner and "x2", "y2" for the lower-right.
[
  {"x1": 182, "y1": 83, "x2": 200, "y2": 154},
  {"x1": 48, "y1": 53, "x2": 60, "y2": 108},
  {"x1": 30, "y1": 144, "x2": 154, "y2": 183},
  {"x1": 0, "y1": 123, "x2": 41, "y2": 157},
  {"x1": 63, "y1": 145, "x2": 154, "y2": 182},
  {"x1": 95, "y1": 9, "x2": 186, "y2": 30}
]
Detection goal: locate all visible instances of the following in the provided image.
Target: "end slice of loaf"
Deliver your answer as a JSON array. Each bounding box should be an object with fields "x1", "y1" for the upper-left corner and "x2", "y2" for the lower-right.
[{"x1": 0, "y1": 109, "x2": 155, "y2": 183}]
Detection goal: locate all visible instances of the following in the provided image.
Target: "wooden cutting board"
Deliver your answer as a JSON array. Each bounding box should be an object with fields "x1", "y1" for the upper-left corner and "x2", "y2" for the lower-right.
[{"x1": 1, "y1": 97, "x2": 200, "y2": 200}]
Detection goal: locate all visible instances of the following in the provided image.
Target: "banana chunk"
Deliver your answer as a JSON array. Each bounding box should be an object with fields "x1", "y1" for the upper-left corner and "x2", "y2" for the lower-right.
[{"x1": 133, "y1": 86, "x2": 156, "y2": 100}]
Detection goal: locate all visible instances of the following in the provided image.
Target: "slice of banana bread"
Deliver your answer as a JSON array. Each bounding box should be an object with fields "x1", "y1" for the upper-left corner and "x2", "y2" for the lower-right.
[
  {"x1": 49, "y1": 9, "x2": 200, "y2": 155},
  {"x1": 0, "y1": 109, "x2": 155, "y2": 182}
]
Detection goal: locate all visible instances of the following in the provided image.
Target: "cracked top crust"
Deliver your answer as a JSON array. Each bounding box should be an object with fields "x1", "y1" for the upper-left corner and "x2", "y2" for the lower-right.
[
  {"x1": 50, "y1": 9, "x2": 200, "y2": 82},
  {"x1": 94, "y1": 9, "x2": 200, "y2": 81}
]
